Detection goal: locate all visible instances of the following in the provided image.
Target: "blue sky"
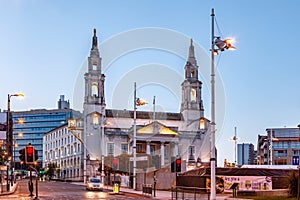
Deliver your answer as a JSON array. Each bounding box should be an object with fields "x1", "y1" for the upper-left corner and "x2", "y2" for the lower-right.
[{"x1": 1, "y1": 1, "x2": 300, "y2": 166}]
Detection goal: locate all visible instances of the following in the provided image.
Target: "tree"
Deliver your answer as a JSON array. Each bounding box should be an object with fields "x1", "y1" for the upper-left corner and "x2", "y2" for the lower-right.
[
  {"x1": 0, "y1": 148, "x2": 7, "y2": 165},
  {"x1": 288, "y1": 170, "x2": 298, "y2": 197},
  {"x1": 44, "y1": 162, "x2": 57, "y2": 180}
]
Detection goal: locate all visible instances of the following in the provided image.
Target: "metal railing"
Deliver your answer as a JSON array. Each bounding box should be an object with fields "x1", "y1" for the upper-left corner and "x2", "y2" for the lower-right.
[
  {"x1": 142, "y1": 184, "x2": 152, "y2": 196},
  {"x1": 171, "y1": 186, "x2": 210, "y2": 200}
]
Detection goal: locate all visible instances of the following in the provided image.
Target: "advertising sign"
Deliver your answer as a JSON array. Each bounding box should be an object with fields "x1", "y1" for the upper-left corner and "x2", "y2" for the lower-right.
[
  {"x1": 221, "y1": 176, "x2": 272, "y2": 192},
  {"x1": 206, "y1": 176, "x2": 272, "y2": 193}
]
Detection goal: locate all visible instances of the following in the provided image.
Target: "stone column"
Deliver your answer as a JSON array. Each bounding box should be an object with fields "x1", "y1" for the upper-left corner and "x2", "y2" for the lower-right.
[
  {"x1": 173, "y1": 142, "x2": 179, "y2": 157},
  {"x1": 146, "y1": 140, "x2": 151, "y2": 155},
  {"x1": 160, "y1": 142, "x2": 165, "y2": 166}
]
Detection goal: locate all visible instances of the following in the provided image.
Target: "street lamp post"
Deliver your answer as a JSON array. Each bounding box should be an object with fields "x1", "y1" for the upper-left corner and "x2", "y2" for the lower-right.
[
  {"x1": 6, "y1": 93, "x2": 24, "y2": 188},
  {"x1": 101, "y1": 105, "x2": 105, "y2": 184},
  {"x1": 132, "y1": 82, "x2": 147, "y2": 190},
  {"x1": 297, "y1": 125, "x2": 300, "y2": 200},
  {"x1": 210, "y1": 9, "x2": 217, "y2": 199},
  {"x1": 133, "y1": 82, "x2": 137, "y2": 190},
  {"x1": 210, "y1": 9, "x2": 235, "y2": 200}
]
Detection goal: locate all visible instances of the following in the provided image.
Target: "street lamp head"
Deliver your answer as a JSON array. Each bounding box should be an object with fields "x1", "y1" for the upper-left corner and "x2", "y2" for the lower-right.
[
  {"x1": 214, "y1": 37, "x2": 236, "y2": 52},
  {"x1": 214, "y1": 37, "x2": 227, "y2": 50},
  {"x1": 17, "y1": 118, "x2": 24, "y2": 124}
]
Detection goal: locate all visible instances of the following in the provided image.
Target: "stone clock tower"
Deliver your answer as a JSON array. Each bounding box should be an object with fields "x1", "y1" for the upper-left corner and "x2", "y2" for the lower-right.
[
  {"x1": 180, "y1": 39, "x2": 204, "y2": 131},
  {"x1": 83, "y1": 29, "x2": 105, "y2": 181}
]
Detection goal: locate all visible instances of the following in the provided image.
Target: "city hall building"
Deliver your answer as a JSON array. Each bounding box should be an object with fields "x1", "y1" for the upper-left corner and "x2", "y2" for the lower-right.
[{"x1": 43, "y1": 29, "x2": 211, "y2": 185}]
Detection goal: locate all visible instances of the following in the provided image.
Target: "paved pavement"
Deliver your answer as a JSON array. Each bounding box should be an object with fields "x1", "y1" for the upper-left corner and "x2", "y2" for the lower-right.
[
  {"x1": 0, "y1": 182, "x2": 18, "y2": 196},
  {"x1": 1, "y1": 181, "x2": 252, "y2": 200}
]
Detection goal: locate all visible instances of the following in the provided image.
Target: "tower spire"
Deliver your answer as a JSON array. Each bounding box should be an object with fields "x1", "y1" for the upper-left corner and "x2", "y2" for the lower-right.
[
  {"x1": 92, "y1": 28, "x2": 98, "y2": 49},
  {"x1": 188, "y1": 38, "x2": 196, "y2": 65}
]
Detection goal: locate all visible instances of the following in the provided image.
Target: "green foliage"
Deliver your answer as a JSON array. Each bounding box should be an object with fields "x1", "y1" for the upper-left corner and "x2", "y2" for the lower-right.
[
  {"x1": 288, "y1": 170, "x2": 298, "y2": 197},
  {"x1": 0, "y1": 148, "x2": 7, "y2": 165},
  {"x1": 44, "y1": 162, "x2": 57, "y2": 179}
]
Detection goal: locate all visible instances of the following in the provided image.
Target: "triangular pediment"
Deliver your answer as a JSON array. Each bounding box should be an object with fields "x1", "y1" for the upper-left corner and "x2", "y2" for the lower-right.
[{"x1": 137, "y1": 121, "x2": 177, "y2": 135}]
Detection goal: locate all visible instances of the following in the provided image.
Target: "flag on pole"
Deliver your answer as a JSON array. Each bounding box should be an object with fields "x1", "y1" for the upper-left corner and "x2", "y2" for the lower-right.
[{"x1": 136, "y1": 98, "x2": 147, "y2": 106}]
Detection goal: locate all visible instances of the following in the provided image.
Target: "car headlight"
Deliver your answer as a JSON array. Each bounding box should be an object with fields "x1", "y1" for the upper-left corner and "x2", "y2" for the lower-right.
[{"x1": 88, "y1": 183, "x2": 93, "y2": 188}]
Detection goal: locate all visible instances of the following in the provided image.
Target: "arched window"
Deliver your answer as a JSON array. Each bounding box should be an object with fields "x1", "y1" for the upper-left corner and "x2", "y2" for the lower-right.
[
  {"x1": 93, "y1": 113, "x2": 99, "y2": 125},
  {"x1": 91, "y1": 82, "x2": 99, "y2": 97},
  {"x1": 191, "y1": 88, "x2": 197, "y2": 102}
]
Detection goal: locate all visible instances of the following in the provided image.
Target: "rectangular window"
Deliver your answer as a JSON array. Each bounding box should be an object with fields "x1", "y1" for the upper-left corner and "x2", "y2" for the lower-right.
[
  {"x1": 121, "y1": 143, "x2": 128, "y2": 154},
  {"x1": 107, "y1": 143, "x2": 114, "y2": 156},
  {"x1": 136, "y1": 143, "x2": 145, "y2": 153}
]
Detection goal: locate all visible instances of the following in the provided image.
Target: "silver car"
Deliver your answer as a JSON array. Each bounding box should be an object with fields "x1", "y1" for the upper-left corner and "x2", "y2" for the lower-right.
[{"x1": 86, "y1": 178, "x2": 103, "y2": 191}]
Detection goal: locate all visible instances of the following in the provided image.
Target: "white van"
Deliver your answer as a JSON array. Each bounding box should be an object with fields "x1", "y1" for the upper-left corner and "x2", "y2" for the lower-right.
[{"x1": 86, "y1": 177, "x2": 103, "y2": 191}]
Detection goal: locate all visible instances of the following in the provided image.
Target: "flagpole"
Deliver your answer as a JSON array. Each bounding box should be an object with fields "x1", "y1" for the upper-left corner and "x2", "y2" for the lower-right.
[
  {"x1": 133, "y1": 82, "x2": 137, "y2": 190},
  {"x1": 153, "y1": 96, "x2": 156, "y2": 122}
]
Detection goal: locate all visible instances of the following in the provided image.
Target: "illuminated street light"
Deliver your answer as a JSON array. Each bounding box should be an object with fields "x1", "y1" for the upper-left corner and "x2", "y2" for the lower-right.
[
  {"x1": 6, "y1": 93, "x2": 24, "y2": 188},
  {"x1": 210, "y1": 9, "x2": 235, "y2": 200}
]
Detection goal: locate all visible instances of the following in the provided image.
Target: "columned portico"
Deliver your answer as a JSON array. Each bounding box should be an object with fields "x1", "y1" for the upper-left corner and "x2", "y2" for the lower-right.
[
  {"x1": 160, "y1": 142, "x2": 165, "y2": 166},
  {"x1": 146, "y1": 140, "x2": 151, "y2": 155},
  {"x1": 173, "y1": 142, "x2": 179, "y2": 157}
]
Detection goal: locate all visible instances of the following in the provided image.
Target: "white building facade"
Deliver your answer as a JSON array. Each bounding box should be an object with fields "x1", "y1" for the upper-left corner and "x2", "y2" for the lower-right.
[{"x1": 43, "y1": 123, "x2": 84, "y2": 181}]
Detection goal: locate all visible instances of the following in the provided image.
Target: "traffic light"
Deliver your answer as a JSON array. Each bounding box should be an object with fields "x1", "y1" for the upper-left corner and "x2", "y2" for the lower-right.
[
  {"x1": 112, "y1": 158, "x2": 119, "y2": 170},
  {"x1": 34, "y1": 149, "x2": 38, "y2": 161},
  {"x1": 175, "y1": 158, "x2": 181, "y2": 172},
  {"x1": 25, "y1": 145, "x2": 35, "y2": 164},
  {"x1": 19, "y1": 148, "x2": 25, "y2": 163}
]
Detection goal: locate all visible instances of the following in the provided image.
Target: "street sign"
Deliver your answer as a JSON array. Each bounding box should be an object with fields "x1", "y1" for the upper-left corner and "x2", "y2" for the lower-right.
[
  {"x1": 130, "y1": 156, "x2": 148, "y2": 162},
  {"x1": 292, "y1": 155, "x2": 299, "y2": 165}
]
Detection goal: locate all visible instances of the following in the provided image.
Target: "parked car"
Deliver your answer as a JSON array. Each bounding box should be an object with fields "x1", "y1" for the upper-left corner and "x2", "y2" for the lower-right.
[{"x1": 86, "y1": 177, "x2": 103, "y2": 191}]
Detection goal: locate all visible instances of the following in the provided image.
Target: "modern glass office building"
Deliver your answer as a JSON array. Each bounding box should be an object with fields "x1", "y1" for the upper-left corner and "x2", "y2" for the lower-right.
[
  {"x1": 237, "y1": 143, "x2": 255, "y2": 166},
  {"x1": 11, "y1": 96, "x2": 81, "y2": 169}
]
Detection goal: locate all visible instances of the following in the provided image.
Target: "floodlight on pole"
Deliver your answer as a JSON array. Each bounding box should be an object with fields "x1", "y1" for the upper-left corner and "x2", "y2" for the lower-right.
[
  {"x1": 6, "y1": 93, "x2": 24, "y2": 188},
  {"x1": 210, "y1": 8, "x2": 236, "y2": 200}
]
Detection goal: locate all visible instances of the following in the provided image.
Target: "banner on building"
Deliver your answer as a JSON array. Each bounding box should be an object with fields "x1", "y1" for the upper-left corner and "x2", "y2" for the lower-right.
[
  {"x1": 206, "y1": 176, "x2": 272, "y2": 193},
  {"x1": 0, "y1": 113, "x2": 7, "y2": 140},
  {"x1": 220, "y1": 176, "x2": 272, "y2": 192}
]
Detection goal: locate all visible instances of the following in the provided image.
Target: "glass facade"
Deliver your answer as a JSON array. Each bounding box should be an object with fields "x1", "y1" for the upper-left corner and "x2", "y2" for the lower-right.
[
  {"x1": 237, "y1": 143, "x2": 255, "y2": 166},
  {"x1": 12, "y1": 109, "x2": 80, "y2": 169},
  {"x1": 265, "y1": 128, "x2": 300, "y2": 165}
]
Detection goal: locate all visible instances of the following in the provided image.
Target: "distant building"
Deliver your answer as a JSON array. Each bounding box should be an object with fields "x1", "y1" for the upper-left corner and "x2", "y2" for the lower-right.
[
  {"x1": 11, "y1": 95, "x2": 81, "y2": 169},
  {"x1": 58, "y1": 95, "x2": 70, "y2": 109},
  {"x1": 256, "y1": 135, "x2": 268, "y2": 165},
  {"x1": 237, "y1": 143, "x2": 255, "y2": 166},
  {"x1": 257, "y1": 128, "x2": 300, "y2": 165}
]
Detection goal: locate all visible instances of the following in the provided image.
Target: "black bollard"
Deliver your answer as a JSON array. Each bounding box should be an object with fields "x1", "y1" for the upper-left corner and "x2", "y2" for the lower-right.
[{"x1": 28, "y1": 180, "x2": 34, "y2": 197}]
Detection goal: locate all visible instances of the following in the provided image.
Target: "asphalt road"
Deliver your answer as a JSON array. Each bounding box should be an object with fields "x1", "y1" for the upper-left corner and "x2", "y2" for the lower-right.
[{"x1": 2, "y1": 180, "x2": 151, "y2": 200}]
